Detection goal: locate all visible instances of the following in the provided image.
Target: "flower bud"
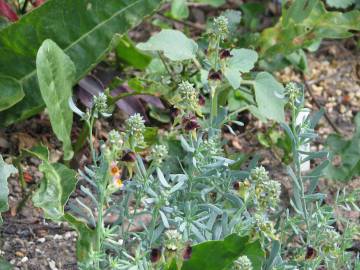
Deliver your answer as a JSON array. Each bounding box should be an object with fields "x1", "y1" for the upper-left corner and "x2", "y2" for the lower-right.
[
  {"x1": 121, "y1": 151, "x2": 136, "y2": 162},
  {"x1": 234, "y1": 255, "x2": 253, "y2": 270}
]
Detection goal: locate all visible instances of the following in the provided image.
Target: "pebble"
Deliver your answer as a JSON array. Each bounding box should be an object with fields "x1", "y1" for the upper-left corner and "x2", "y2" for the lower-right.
[
  {"x1": 18, "y1": 256, "x2": 28, "y2": 264},
  {"x1": 48, "y1": 259, "x2": 58, "y2": 270},
  {"x1": 37, "y1": 237, "x2": 46, "y2": 243},
  {"x1": 53, "y1": 234, "x2": 63, "y2": 240},
  {"x1": 15, "y1": 251, "x2": 25, "y2": 257}
]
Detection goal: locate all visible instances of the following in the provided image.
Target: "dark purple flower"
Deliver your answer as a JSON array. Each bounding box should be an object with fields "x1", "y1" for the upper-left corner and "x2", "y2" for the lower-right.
[
  {"x1": 233, "y1": 181, "x2": 240, "y2": 191},
  {"x1": 182, "y1": 244, "x2": 192, "y2": 260},
  {"x1": 305, "y1": 246, "x2": 317, "y2": 260},
  {"x1": 182, "y1": 115, "x2": 200, "y2": 131},
  {"x1": 220, "y1": 49, "x2": 232, "y2": 59},
  {"x1": 150, "y1": 248, "x2": 161, "y2": 263},
  {"x1": 121, "y1": 151, "x2": 136, "y2": 162},
  {"x1": 198, "y1": 95, "x2": 206, "y2": 106},
  {"x1": 208, "y1": 69, "x2": 222, "y2": 81}
]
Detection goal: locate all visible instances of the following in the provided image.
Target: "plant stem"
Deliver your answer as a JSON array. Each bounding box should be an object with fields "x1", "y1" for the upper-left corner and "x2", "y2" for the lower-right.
[{"x1": 158, "y1": 52, "x2": 176, "y2": 82}]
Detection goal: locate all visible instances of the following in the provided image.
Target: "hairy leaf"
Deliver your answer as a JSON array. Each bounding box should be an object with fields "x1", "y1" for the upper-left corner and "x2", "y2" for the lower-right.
[
  {"x1": 32, "y1": 162, "x2": 77, "y2": 220},
  {"x1": 36, "y1": 39, "x2": 75, "y2": 160},
  {"x1": 181, "y1": 234, "x2": 265, "y2": 270},
  {"x1": 0, "y1": 155, "x2": 17, "y2": 224},
  {"x1": 326, "y1": 0, "x2": 356, "y2": 9},
  {"x1": 324, "y1": 113, "x2": 360, "y2": 181},
  {"x1": 0, "y1": 0, "x2": 162, "y2": 126},
  {"x1": 224, "y1": 49, "x2": 258, "y2": 89},
  {"x1": 136, "y1": 29, "x2": 198, "y2": 61},
  {"x1": 254, "y1": 72, "x2": 285, "y2": 123}
]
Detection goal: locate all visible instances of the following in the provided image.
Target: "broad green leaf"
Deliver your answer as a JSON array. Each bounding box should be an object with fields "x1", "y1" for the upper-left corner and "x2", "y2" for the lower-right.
[
  {"x1": 64, "y1": 213, "x2": 96, "y2": 263},
  {"x1": 326, "y1": 0, "x2": 356, "y2": 9},
  {"x1": 136, "y1": 29, "x2": 198, "y2": 61},
  {"x1": 116, "y1": 36, "x2": 152, "y2": 70},
  {"x1": 32, "y1": 162, "x2": 77, "y2": 220},
  {"x1": 171, "y1": 0, "x2": 189, "y2": 19},
  {"x1": 224, "y1": 48, "x2": 258, "y2": 89},
  {"x1": 181, "y1": 234, "x2": 265, "y2": 270},
  {"x1": 324, "y1": 113, "x2": 360, "y2": 181},
  {"x1": 0, "y1": 155, "x2": 17, "y2": 224},
  {"x1": 0, "y1": 76, "x2": 24, "y2": 112},
  {"x1": 196, "y1": 0, "x2": 225, "y2": 7},
  {"x1": 21, "y1": 145, "x2": 49, "y2": 161},
  {"x1": 0, "y1": 0, "x2": 162, "y2": 126},
  {"x1": 36, "y1": 39, "x2": 75, "y2": 160},
  {"x1": 221, "y1": 9, "x2": 242, "y2": 33},
  {"x1": 259, "y1": 1, "x2": 360, "y2": 56},
  {"x1": 254, "y1": 72, "x2": 285, "y2": 123}
]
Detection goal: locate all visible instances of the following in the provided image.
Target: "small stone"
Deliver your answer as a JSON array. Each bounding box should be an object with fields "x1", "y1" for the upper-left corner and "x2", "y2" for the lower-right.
[
  {"x1": 10, "y1": 259, "x2": 16, "y2": 265},
  {"x1": 37, "y1": 237, "x2": 46, "y2": 243},
  {"x1": 15, "y1": 251, "x2": 25, "y2": 257},
  {"x1": 53, "y1": 234, "x2": 63, "y2": 240},
  {"x1": 64, "y1": 231, "x2": 73, "y2": 240},
  {"x1": 48, "y1": 260, "x2": 58, "y2": 270},
  {"x1": 19, "y1": 256, "x2": 28, "y2": 264}
]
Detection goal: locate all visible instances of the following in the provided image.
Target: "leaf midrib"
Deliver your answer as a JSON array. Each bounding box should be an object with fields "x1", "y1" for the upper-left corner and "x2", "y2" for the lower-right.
[{"x1": 21, "y1": 0, "x2": 142, "y2": 83}]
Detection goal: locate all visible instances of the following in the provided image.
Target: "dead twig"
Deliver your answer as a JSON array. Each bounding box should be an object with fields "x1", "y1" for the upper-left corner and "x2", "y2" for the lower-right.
[
  {"x1": 301, "y1": 74, "x2": 342, "y2": 135},
  {"x1": 155, "y1": 12, "x2": 206, "y2": 31}
]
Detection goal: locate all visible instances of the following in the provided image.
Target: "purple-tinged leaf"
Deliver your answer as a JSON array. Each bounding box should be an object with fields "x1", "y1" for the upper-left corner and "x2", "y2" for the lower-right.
[{"x1": 0, "y1": 0, "x2": 18, "y2": 22}]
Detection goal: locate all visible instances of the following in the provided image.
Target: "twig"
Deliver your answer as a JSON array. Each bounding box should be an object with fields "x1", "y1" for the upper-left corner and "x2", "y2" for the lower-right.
[
  {"x1": 155, "y1": 12, "x2": 206, "y2": 31},
  {"x1": 301, "y1": 74, "x2": 342, "y2": 135}
]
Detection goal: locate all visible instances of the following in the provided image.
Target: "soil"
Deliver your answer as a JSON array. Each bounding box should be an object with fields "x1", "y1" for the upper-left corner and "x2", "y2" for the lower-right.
[{"x1": 0, "y1": 20, "x2": 359, "y2": 270}]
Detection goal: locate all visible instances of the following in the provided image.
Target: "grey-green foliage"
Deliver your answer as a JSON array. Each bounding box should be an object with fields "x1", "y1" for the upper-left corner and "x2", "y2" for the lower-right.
[
  {"x1": 36, "y1": 39, "x2": 75, "y2": 160},
  {"x1": 136, "y1": 29, "x2": 198, "y2": 61},
  {"x1": 0, "y1": 155, "x2": 17, "y2": 224},
  {"x1": 326, "y1": 0, "x2": 357, "y2": 9}
]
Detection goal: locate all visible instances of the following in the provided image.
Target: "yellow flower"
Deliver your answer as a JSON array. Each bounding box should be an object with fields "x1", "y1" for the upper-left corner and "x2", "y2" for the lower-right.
[{"x1": 113, "y1": 175, "x2": 123, "y2": 189}]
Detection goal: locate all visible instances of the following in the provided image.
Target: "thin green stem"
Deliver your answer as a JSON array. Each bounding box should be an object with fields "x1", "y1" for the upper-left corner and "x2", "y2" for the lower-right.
[{"x1": 158, "y1": 52, "x2": 176, "y2": 82}]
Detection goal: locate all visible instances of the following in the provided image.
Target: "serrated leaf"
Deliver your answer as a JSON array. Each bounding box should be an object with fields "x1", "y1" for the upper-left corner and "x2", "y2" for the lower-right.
[
  {"x1": 32, "y1": 162, "x2": 77, "y2": 220},
  {"x1": 324, "y1": 113, "x2": 360, "y2": 181},
  {"x1": 0, "y1": 75, "x2": 24, "y2": 112},
  {"x1": 36, "y1": 39, "x2": 75, "y2": 160},
  {"x1": 136, "y1": 29, "x2": 198, "y2": 61},
  {"x1": 0, "y1": 155, "x2": 17, "y2": 224},
  {"x1": 254, "y1": 72, "x2": 285, "y2": 123},
  {"x1": 181, "y1": 234, "x2": 265, "y2": 270},
  {"x1": 0, "y1": 0, "x2": 162, "y2": 126}
]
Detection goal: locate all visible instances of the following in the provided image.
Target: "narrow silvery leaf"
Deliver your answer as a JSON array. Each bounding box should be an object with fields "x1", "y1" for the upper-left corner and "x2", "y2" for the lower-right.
[
  {"x1": 159, "y1": 210, "x2": 169, "y2": 228},
  {"x1": 156, "y1": 167, "x2": 171, "y2": 188},
  {"x1": 36, "y1": 39, "x2": 75, "y2": 160}
]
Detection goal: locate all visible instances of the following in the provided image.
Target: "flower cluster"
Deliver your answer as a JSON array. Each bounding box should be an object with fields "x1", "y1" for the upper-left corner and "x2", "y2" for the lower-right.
[
  {"x1": 125, "y1": 113, "x2": 146, "y2": 146},
  {"x1": 149, "y1": 144, "x2": 168, "y2": 166},
  {"x1": 233, "y1": 255, "x2": 253, "y2": 270},
  {"x1": 176, "y1": 81, "x2": 199, "y2": 112},
  {"x1": 285, "y1": 81, "x2": 303, "y2": 107},
  {"x1": 164, "y1": 229, "x2": 182, "y2": 251},
  {"x1": 93, "y1": 93, "x2": 108, "y2": 117},
  {"x1": 212, "y1": 16, "x2": 229, "y2": 39}
]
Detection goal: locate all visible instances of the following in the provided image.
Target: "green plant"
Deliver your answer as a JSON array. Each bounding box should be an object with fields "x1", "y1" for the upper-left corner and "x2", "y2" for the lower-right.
[{"x1": 0, "y1": 0, "x2": 162, "y2": 126}]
